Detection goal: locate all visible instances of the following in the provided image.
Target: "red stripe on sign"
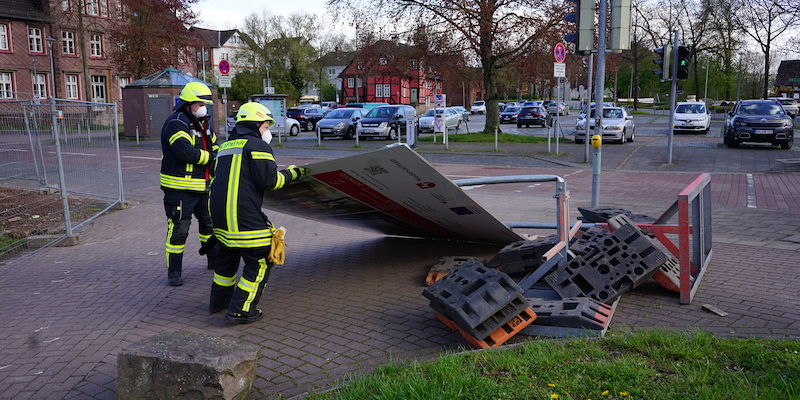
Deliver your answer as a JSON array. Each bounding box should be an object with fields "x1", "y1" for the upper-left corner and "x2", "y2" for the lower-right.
[{"x1": 314, "y1": 170, "x2": 463, "y2": 238}]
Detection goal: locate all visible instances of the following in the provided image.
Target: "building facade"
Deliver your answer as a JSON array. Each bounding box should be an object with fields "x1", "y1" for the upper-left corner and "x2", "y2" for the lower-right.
[
  {"x1": 0, "y1": 0, "x2": 130, "y2": 104},
  {"x1": 339, "y1": 39, "x2": 439, "y2": 107}
]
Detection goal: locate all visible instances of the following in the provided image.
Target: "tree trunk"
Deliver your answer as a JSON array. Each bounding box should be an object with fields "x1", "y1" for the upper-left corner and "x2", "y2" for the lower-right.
[
  {"x1": 482, "y1": 60, "x2": 500, "y2": 133},
  {"x1": 762, "y1": 43, "x2": 770, "y2": 99}
]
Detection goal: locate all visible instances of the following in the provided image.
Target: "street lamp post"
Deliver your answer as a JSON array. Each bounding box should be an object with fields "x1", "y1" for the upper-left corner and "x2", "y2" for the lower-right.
[
  {"x1": 736, "y1": 52, "x2": 744, "y2": 101},
  {"x1": 703, "y1": 58, "x2": 709, "y2": 102}
]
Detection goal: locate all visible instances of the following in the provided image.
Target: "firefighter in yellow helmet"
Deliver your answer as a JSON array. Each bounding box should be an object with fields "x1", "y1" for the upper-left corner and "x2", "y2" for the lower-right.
[
  {"x1": 209, "y1": 102, "x2": 308, "y2": 324},
  {"x1": 160, "y1": 81, "x2": 219, "y2": 286}
]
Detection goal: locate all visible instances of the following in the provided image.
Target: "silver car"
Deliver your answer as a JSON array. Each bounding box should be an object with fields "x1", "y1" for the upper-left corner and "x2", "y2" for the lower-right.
[
  {"x1": 417, "y1": 107, "x2": 463, "y2": 133},
  {"x1": 574, "y1": 107, "x2": 635, "y2": 144},
  {"x1": 317, "y1": 107, "x2": 368, "y2": 139}
]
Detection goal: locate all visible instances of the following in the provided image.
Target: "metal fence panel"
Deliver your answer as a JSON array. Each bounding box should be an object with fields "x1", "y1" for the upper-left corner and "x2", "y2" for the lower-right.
[{"x1": 0, "y1": 99, "x2": 124, "y2": 267}]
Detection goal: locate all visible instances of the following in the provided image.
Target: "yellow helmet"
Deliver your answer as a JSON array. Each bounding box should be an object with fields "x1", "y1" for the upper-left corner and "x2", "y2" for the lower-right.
[
  {"x1": 179, "y1": 82, "x2": 213, "y2": 104},
  {"x1": 236, "y1": 102, "x2": 275, "y2": 125}
]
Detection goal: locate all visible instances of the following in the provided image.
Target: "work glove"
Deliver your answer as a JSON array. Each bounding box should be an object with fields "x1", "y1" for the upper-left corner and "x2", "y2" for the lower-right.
[
  {"x1": 268, "y1": 226, "x2": 287, "y2": 265},
  {"x1": 287, "y1": 165, "x2": 309, "y2": 180}
]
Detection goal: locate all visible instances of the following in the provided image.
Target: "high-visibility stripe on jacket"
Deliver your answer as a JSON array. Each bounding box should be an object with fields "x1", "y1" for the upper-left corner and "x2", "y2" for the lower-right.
[
  {"x1": 160, "y1": 111, "x2": 218, "y2": 192},
  {"x1": 209, "y1": 125, "x2": 297, "y2": 249}
]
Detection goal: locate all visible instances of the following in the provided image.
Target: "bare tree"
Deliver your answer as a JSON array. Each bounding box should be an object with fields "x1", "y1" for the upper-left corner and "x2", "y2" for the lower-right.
[
  {"x1": 328, "y1": 0, "x2": 564, "y2": 132},
  {"x1": 110, "y1": 0, "x2": 201, "y2": 79},
  {"x1": 733, "y1": 0, "x2": 800, "y2": 98}
]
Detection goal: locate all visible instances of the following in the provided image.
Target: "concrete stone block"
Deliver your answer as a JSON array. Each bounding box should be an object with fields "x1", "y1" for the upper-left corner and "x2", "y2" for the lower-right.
[{"x1": 117, "y1": 331, "x2": 260, "y2": 400}]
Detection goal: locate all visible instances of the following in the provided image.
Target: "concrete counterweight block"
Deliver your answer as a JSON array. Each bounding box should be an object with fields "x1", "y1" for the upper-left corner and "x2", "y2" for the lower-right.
[{"x1": 117, "y1": 331, "x2": 260, "y2": 400}]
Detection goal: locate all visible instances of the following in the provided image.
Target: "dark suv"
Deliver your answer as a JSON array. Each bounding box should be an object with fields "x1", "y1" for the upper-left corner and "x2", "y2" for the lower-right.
[
  {"x1": 723, "y1": 99, "x2": 794, "y2": 149},
  {"x1": 516, "y1": 106, "x2": 552, "y2": 128},
  {"x1": 287, "y1": 107, "x2": 325, "y2": 131},
  {"x1": 356, "y1": 105, "x2": 416, "y2": 140}
]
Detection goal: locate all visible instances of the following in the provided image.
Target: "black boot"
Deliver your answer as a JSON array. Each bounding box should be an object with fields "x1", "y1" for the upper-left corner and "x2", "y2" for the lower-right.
[
  {"x1": 168, "y1": 269, "x2": 183, "y2": 286},
  {"x1": 167, "y1": 252, "x2": 183, "y2": 286}
]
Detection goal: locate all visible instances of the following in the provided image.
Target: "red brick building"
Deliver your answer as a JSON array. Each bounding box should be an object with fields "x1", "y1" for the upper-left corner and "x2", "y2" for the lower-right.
[{"x1": 339, "y1": 39, "x2": 439, "y2": 107}]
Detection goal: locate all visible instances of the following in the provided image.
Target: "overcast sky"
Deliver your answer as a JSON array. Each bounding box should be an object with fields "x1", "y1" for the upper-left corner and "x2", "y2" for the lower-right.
[{"x1": 194, "y1": 0, "x2": 331, "y2": 30}]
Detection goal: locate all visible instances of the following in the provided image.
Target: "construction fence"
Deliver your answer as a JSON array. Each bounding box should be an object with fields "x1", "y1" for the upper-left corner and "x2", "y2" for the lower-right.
[{"x1": 0, "y1": 99, "x2": 125, "y2": 269}]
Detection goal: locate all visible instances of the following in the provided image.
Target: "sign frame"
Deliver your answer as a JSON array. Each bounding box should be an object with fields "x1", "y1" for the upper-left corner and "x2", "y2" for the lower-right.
[
  {"x1": 218, "y1": 60, "x2": 230, "y2": 75},
  {"x1": 554, "y1": 43, "x2": 566, "y2": 63}
]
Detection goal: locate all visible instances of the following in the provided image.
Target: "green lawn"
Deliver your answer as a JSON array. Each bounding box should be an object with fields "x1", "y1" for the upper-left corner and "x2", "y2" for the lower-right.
[
  {"x1": 306, "y1": 329, "x2": 799, "y2": 400},
  {"x1": 418, "y1": 132, "x2": 552, "y2": 143}
]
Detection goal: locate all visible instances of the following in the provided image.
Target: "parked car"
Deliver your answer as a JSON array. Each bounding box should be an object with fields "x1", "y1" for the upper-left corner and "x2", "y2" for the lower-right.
[
  {"x1": 673, "y1": 101, "x2": 711, "y2": 134},
  {"x1": 499, "y1": 106, "x2": 521, "y2": 123},
  {"x1": 417, "y1": 107, "x2": 463, "y2": 133},
  {"x1": 317, "y1": 107, "x2": 368, "y2": 139},
  {"x1": 342, "y1": 102, "x2": 390, "y2": 112},
  {"x1": 574, "y1": 106, "x2": 635, "y2": 144},
  {"x1": 287, "y1": 107, "x2": 326, "y2": 131},
  {"x1": 227, "y1": 111, "x2": 300, "y2": 136},
  {"x1": 451, "y1": 106, "x2": 471, "y2": 121},
  {"x1": 547, "y1": 101, "x2": 569, "y2": 115},
  {"x1": 471, "y1": 100, "x2": 486, "y2": 115},
  {"x1": 356, "y1": 105, "x2": 416, "y2": 140},
  {"x1": 579, "y1": 102, "x2": 617, "y2": 118},
  {"x1": 767, "y1": 97, "x2": 799, "y2": 118},
  {"x1": 321, "y1": 101, "x2": 339, "y2": 112},
  {"x1": 516, "y1": 106, "x2": 552, "y2": 128},
  {"x1": 498, "y1": 102, "x2": 506, "y2": 112},
  {"x1": 722, "y1": 99, "x2": 794, "y2": 149},
  {"x1": 521, "y1": 101, "x2": 543, "y2": 108}
]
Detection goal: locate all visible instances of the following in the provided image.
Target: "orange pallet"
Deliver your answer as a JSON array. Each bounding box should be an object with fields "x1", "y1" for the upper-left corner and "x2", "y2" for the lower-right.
[{"x1": 435, "y1": 308, "x2": 537, "y2": 349}]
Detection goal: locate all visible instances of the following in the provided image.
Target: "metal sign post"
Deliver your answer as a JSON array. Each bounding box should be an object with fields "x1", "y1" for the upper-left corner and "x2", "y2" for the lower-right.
[
  {"x1": 553, "y1": 58, "x2": 566, "y2": 155},
  {"x1": 218, "y1": 60, "x2": 231, "y2": 138}
]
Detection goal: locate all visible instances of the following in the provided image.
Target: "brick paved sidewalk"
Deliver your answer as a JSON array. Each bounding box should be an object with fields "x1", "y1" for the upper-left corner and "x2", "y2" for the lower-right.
[{"x1": 1, "y1": 145, "x2": 798, "y2": 399}]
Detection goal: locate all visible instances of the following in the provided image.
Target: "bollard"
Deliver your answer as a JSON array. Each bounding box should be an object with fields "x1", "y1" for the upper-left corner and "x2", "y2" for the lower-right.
[
  {"x1": 494, "y1": 126, "x2": 498, "y2": 152},
  {"x1": 591, "y1": 134, "x2": 602, "y2": 207}
]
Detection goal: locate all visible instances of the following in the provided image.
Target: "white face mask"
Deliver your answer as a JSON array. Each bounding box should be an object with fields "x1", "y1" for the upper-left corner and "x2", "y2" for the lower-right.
[
  {"x1": 261, "y1": 128, "x2": 273, "y2": 144},
  {"x1": 193, "y1": 105, "x2": 208, "y2": 118}
]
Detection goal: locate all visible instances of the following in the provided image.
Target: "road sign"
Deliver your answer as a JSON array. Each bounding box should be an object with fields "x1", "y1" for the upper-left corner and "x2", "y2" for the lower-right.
[
  {"x1": 554, "y1": 62, "x2": 566, "y2": 78},
  {"x1": 434, "y1": 94, "x2": 446, "y2": 107},
  {"x1": 554, "y1": 43, "x2": 566, "y2": 63},
  {"x1": 218, "y1": 60, "x2": 230, "y2": 75},
  {"x1": 219, "y1": 76, "x2": 231, "y2": 88},
  {"x1": 264, "y1": 86, "x2": 275, "y2": 95}
]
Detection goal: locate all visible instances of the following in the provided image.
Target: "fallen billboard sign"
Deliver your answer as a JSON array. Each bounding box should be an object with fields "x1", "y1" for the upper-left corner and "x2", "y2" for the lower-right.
[{"x1": 263, "y1": 144, "x2": 526, "y2": 244}]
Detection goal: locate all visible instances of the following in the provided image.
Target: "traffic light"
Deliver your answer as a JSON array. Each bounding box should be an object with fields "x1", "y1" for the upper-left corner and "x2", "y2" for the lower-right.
[
  {"x1": 564, "y1": 0, "x2": 595, "y2": 55},
  {"x1": 676, "y1": 45, "x2": 691, "y2": 80},
  {"x1": 653, "y1": 46, "x2": 671, "y2": 81}
]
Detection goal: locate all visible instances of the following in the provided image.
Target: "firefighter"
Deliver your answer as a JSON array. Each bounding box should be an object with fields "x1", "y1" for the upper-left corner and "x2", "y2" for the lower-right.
[
  {"x1": 160, "y1": 81, "x2": 219, "y2": 286},
  {"x1": 208, "y1": 102, "x2": 308, "y2": 324}
]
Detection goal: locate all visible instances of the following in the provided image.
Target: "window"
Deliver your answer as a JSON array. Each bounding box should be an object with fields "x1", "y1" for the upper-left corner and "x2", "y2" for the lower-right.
[
  {"x1": 90, "y1": 34, "x2": 102, "y2": 58},
  {"x1": 61, "y1": 0, "x2": 70, "y2": 11},
  {"x1": 28, "y1": 27, "x2": 43, "y2": 53},
  {"x1": 347, "y1": 78, "x2": 354, "y2": 88},
  {"x1": 33, "y1": 73, "x2": 47, "y2": 98},
  {"x1": 86, "y1": 0, "x2": 99, "y2": 15},
  {"x1": 375, "y1": 84, "x2": 390, "y2": 98},
  {"x1": 178, "y1": 48, "x2": 186, "y2": 64},
  {"x1": 357, "y1": 78, "x2": 362, "y2": 88},
  {"x1": 91, "y1": 75, "x2": 106, "y2": 103},
  {"x1": 410, "y1": 59, "x2": 417, "y2": 69},
  {"x1": 66, "y1": 74, "x2": 79, "y2": 99},
  {"x1": 0, "y1": 72, "x2": 12, "y2": 99},
  {"x1": 328, "y1": 68, "x2": 336, "y2": 76},
  {"x1": 357, "y1": 62, "x2": 364, "y2": 70},
  {"x1": 379, "y1": 57, "x2": 387, "y2": 65},
  {"x1": 62, "y1": 31, "x2": 75, "y2": 55},
  {"x1": 99, "y1": 0, "x2": 108, "y2": 17},
  {"x1": 119, "y1": 76, "x2": 129, "y2": 89},
  {"x1": 221, "y1": 52, "x2": 228, "y2": 61},
  {"x1": 114, "y1": 0, "x2": 123, "y2": 19},
  {"x1": 0, "y1": 24, "x2": 9, "y2": 51}
]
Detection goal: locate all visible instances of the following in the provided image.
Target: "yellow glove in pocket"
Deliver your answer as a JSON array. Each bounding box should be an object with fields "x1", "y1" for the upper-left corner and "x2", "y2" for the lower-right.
[{"x1": 268, "y1": 226, "x2": 287, "y2": 265}]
